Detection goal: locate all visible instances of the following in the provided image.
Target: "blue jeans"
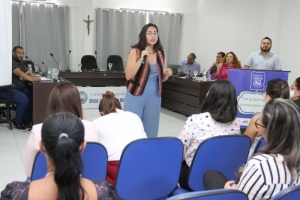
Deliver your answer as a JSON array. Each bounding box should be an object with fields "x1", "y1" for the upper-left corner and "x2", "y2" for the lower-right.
[{"x1": 0, "y1": 88, "x2": 33, "y2": 124}]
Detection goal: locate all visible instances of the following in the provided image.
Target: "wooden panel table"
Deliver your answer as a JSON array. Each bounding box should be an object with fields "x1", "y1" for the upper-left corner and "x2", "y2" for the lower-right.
[
  {"x1": 33, "y1": 71, "x2": 126, "y2": 124},
  {"x1": 162, "y1": 76, "x2": 213, "y2": 116}
]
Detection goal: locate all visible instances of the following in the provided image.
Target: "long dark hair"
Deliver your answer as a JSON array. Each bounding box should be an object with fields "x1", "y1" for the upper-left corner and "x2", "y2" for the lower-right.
[
  {"x1": 199, "y1": 80, "x2": 237, "y2": 123},
  {"x1": 266, "y1": 78, "x2": 289, "y2": 99},
  {"x1": 47, "y1": 82, "x2": 83, "y2": 119},
  {"x1": 294, "y1": 77, "x2": 300, "y2": 90},
  {"x1": 131, "y1": 23, "x2": 164, "y2": 52},
  {"x1": 42, "y1": 112, "x2": 85, "y2": 200},
  {"x1": 261, "y1": 99, "x2": 300, "y2": 183},
  {"x1": 99, "y1": 91, "x2": 122, "y2": 116}
]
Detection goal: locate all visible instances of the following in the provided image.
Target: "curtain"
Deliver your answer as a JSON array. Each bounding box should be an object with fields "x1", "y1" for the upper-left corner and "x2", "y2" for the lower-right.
[
  {"x1": 96, "y1": 9, "x2": 147, "y2": 70},
  {"x1": 149, "y1": 13, "x2": 183, "y2": 65},
  {"x1": 12, "y1": 3, "x2": 69, "y2": 71}
]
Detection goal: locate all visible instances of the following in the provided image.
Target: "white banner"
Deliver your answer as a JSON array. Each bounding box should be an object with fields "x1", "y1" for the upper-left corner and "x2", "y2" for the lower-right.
[{"x1": 78, "y1": 86, "x2": 126, "y2": 109}]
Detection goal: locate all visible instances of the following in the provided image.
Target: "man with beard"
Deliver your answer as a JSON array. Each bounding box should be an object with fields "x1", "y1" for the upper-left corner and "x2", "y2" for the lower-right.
[
  {"x1": 6, "y1": 46, "x2": 40, "y2": 129},
  {"x1": 244, "y1": 37, "x2": 281, "y2": 70}
]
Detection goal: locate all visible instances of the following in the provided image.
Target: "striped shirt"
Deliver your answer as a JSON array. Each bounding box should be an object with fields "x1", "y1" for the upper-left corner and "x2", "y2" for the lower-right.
[{"x1": 237, "y1": 154, "x2": 300, "y2": 200}]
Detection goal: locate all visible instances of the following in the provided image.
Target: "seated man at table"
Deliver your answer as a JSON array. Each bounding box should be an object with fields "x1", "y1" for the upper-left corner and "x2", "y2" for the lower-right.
[
  {"x1": 11, "y1": 46, "x2": 40, "y2": 129},
  {"x1": 179, "y1": 53, "x2": 201, "y2": 77},
  {"x1": 207, "y1": 52, "x2": 225, "y2": 79}
]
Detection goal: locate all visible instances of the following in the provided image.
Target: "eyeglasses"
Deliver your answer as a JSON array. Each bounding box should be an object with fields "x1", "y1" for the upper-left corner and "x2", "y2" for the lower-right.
[
  {"x1": 15, "y1": 52, "x2": 25, "y2": 55},
  {"x1": 255, "y1": 117, "x2": 266, "y2": 129},
  {"x1": 146, "y1": 32, "x2": 158, "y2": 36}
]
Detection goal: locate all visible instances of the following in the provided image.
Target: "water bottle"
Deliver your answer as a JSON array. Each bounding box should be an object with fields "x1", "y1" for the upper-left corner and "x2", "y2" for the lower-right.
[
  {"x1": 202, "y1": 72, "x2": 207, "y2": 81},
  {"x1": 28, "y1": 64, "x2": 33, "y2": 74},
  {"x1": 47, "y1": 67, "x2": 53, "y2": 79},
  {"x1": 207, "y1": 71, "x2": 211, "y2": 81}
]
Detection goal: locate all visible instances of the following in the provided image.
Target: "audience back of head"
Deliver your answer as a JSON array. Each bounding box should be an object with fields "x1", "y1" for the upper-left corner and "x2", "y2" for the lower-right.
[
  {"x1": 261, "y1": 99, "x2": 300, "y2": 182},
  {"x1": 47, "y1": 82, "x2": 83, "y2": 118},
  {"x1": 41, "y1": 112, "x2": 85, "y2": 200},
  {"x1": 200, "y1": 79, "x2": 237, "y2": 123},
  {"x1": 99, "y1": 91, "x2": 122, "y2": 116},
  {"x1": 266, "y1": 78, "x2": 289, "y2": 99}
]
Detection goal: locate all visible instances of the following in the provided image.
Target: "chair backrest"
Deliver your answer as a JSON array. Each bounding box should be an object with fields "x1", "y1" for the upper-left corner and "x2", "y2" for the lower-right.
[
  {"x1": 81, "y1": 55, "x2": 98, "y2": 70},
  {"x1": 107, "y1": 55, "x2": 124, "y2": 71},
  {"x1": 167, "y1": 189, "x2": 248, "y2": 200},
  {"x1": 188, "y1": 135, "x2": 251, "y2": 191},
  {"x1": 22, "y1": 60, "x2": 35, "y2": 72},
  {"x1": 253, "y1": 137, "x2": 266, "y2": 154},
  {"x1": 30, "y1": 142, "x2": 107, "y2": 181},
  {"x1": 115, "y1": 137, "x2": 183, "y2": 200},
  {"x1": 270, "y1": 185, "x2": 300, "y2": 200},
  {"x1": 168, "y1": 64, "x2": 181, "y2": 75}
]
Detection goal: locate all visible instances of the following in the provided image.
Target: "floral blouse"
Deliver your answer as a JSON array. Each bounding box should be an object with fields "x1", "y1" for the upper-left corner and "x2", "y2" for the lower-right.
[
  {"x1": 1, "y1": 180, "x2": 118, "y2": 200},
  {"x1": 179, "y1": 112, "x2": 240, "y2": 167}
]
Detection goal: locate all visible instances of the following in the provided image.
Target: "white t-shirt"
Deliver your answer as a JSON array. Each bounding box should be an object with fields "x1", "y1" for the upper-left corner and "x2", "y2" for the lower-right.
[{"x1": 93, "y1": 109, "x2": 147, "y2": 161}]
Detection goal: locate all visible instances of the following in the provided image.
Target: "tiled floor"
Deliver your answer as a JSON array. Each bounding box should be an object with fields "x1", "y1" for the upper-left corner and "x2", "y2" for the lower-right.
[{"x1": 0, "y1": 108, "x2": 187, "y2": 191}]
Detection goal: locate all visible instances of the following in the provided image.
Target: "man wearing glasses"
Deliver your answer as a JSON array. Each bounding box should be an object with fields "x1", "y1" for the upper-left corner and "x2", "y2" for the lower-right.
[{"x1": 11, "y1": 46, "x2": 40, "y2": 129}]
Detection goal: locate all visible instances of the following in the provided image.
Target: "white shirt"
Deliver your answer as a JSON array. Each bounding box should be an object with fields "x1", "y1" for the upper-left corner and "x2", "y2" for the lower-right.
[
  {"x1": 238, "y1": 154, "x2": 300, "y2": 200},
  {"x1": 178, "y1": 112, "x2": 240, "y2": 167},
  {"x1": 244, "y1": 51, "x2": 281, "y2": 70},
  {"x1": 93, "y1": 109, "x2": 147, "y2": 161}
]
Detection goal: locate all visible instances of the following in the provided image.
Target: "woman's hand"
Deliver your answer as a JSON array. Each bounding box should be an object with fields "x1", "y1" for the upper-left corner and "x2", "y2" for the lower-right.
[
  {"x1": 141, "y1": 49, "x2": 150, "y2": 58},
  {"x1": 164, "y1": 68, "x2": 172, "y2": 77},
  {"x1": 224, "y1": 180, "x2": 237, "y2": 189}
]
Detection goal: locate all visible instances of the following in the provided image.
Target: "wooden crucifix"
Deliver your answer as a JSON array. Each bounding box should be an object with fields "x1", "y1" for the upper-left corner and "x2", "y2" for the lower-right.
[{"x1": 83, "y1": 15, "x2": 94, "y2": 35}]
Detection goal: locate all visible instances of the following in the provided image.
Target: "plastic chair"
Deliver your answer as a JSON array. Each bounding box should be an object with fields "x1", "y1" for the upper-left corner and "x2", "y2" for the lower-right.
[
  {"x1": 81, "y1": 55, "x2": 98, "y2": 70},
  {"x1": 167, "y1": 189, "x2": 248, "y2": 200},
  {"x1": 0, "y1": 87, "x2": 14, "y2": 130},
  {"x1": 174, "y1": 135, "x2": 251, "y2": 194},
  {"x1": 253, "y1": 137, "x2": 266, "y2": 154},
  {"x1": 270, "y1": 185, "x2": 300, "y2": 200},
  {"x1": 30, "y1": 142, "x2": 107, "y2": 181},
  {"x1": 107, "y1": 55, "x2": 124, "y2": 71},
  {"x1": 115, "y1": 137, "x2": 183, "y2": 200}
]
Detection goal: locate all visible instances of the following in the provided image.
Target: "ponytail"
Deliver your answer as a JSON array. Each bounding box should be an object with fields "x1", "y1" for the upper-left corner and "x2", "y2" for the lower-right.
[{"x1": 42, "y1": 112, "x2": 85, "y2": 200}]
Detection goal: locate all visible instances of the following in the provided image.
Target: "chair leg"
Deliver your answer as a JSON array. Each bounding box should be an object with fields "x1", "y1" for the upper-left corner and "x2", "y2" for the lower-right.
[{"x1": 6, "y1": 104, "x2": 13, "y2": 130}]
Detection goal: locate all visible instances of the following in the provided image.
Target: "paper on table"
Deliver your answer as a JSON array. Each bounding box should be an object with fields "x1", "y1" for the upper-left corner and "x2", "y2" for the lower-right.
[{"x1": 41, "y1": 77, "x2": 51, "y2": 81}]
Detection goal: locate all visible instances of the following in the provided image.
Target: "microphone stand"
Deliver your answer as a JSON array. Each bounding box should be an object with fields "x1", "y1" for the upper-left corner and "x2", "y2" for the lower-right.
[
  {"x1": 67, "y1": 50, "x2": 71, "y2": 72},
  {"x1": 50, "y1": 53, "x2": 59, "y2": 68},
  {"x1": 42, "y1": 62, "x2": 49, "y2": 78}
]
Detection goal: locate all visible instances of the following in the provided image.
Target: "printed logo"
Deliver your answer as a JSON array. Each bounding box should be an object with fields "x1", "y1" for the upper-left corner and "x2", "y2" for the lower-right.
[
  {"x1": 89, "y1": 99, "x2": 99, "y2": 103},
  {"x1": 250, "y1": 71, "x2": 266, "y2": 91},
  {"x1": 79, "y1": 91, "x2": 88, "y2": 104}
]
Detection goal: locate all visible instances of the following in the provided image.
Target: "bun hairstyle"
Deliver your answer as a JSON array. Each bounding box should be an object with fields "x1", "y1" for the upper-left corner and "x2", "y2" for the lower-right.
[
  {"x1": 99, "y1": 91, "x2": 122, "y2": 116},
  {"x1": 261, "y1": 99, "x2": 300, "y2": 183},
  {"x1": 266, "y1": 78, "x2": 289, "y2": 99},
  {"x1": 41, "y1": 112, "x2": 85, "y2": 200}
]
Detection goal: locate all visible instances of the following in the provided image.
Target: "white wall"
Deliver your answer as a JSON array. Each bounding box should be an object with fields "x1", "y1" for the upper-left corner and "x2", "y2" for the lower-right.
[
  {"x1": 53, "y1": 0, "x2": 197, "y2": 70},
  {"x1": 196, "y1": 0, "x2": 300, "y2": 85}
]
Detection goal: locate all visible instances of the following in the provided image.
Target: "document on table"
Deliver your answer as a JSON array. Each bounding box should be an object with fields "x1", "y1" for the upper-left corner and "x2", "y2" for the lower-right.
[{"x1": 41, "y1": 77, "x2": 51, "y2": 81}]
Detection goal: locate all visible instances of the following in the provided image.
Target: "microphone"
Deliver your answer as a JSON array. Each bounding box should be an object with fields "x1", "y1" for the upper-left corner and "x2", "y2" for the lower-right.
[
  {"x1": 95, "y1": 51, "x2": 98, "y2": 68},
  {"x1": 24, "y1": 56, "x2": 41, "y2": 72},
  {"x1": 50, "y1": 53, "x2": 59, "y2": 67},
  {"x1": 42, "y1": 62, "x2": 48, "y2": 75},
  {"x1": 142, "y1": 46, "x2": 150, "y2": 64},
  {"x1": 67, "y1": 50, "x2": 71, "y2": 72}
]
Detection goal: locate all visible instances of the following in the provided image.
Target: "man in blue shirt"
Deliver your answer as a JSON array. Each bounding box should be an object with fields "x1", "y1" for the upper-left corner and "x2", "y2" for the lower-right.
[
  {"x1": 179, "y1": 53, "x2": 201, "y2": 77},
  {"x1": 244, "y1": 37, "x2": 281, "y2": 70}
]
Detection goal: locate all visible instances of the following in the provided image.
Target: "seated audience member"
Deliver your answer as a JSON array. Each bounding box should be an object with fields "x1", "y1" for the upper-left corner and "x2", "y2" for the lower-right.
[
  {"x1": 207, "y1": 52, "x2": 225, "y2": 79},
  {"x1": 222, "y1": 99, "x2": 300, "y2": 200},
  {"x1": 214, "y1": 51, "x2": 242, "y2": 80},
  {"x1": 93, "y1": 91, "x2": 147, "y2": 185},
  {"x1": 244, "y1": 37, "x2": 281, "y2": 70},
  {"x1": 1, "y1": 112, "x2": 118, "y2": 199},
  {"x1": 290, "y1": 77, "x2": 300, "y2": 109},
  {"x1": 244, "y1": 78, "x2": 289, "y2": 159},
  {"x1": 24, "y1": 82, "x2": 99, "y2": 177},
  {"x1": 178, "y1": 80, "x2": 240, "y2": 190},
  {"x1": 179, "y1": 53, "x2": 201, "y2": 77}
]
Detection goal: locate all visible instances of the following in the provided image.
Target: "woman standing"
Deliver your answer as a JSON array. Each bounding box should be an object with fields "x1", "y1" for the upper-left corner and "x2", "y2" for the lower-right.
[
  {"x1": 214, "y1": 51, "x2": 241, "y2": 80},
  {"x1": 124, "y1": 23, "x2": 172, "y2": 138}
]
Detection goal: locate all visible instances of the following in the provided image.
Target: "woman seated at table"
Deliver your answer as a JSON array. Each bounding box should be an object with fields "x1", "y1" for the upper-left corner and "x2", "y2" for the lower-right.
[
  {"x1": 24, "y1": 82, "x2": 99, "y2": 177},
  {"x1": 214, "y1": 51, "x2": 242, "y2": 80},
  {"x1": 244, "y1": 78, "x2": 289, "y2": 159},
  {"x1": 223, "y1": 99, "x2": 300, "y2": 200},
  {"x1": 93, "y1": 91, "x2": 147, "y2": 185},
  {"x1": 290, "y1": 77, "x2": 300, "y2": 109},
  {"x1": 1, "y1": 112, "x2": 118, "y2": 199},
  {"x1": 178, "y1": 80, "x2": 240, "y2": 190}
]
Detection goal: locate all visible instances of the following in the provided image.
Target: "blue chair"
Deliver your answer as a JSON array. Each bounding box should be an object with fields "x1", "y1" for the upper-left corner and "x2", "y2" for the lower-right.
[
  {"x1": 270, "y1": 185, "x2": 300, "y2": 200},
  {"x1": 115, "y1": 137, "x2": 183, "y2": 200},
  {"x1": 174, "y1": 135, "x2": 251, "y2": 194},
  {"x1": 253, "y1": 137, "x2": 266, "y2": 154},
  {"x1": 31, "y1": 142, "x2": 107, "y2": 181},
  {"x1": 167, "y1": 189, "x2": 248, "y2": 200}
]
